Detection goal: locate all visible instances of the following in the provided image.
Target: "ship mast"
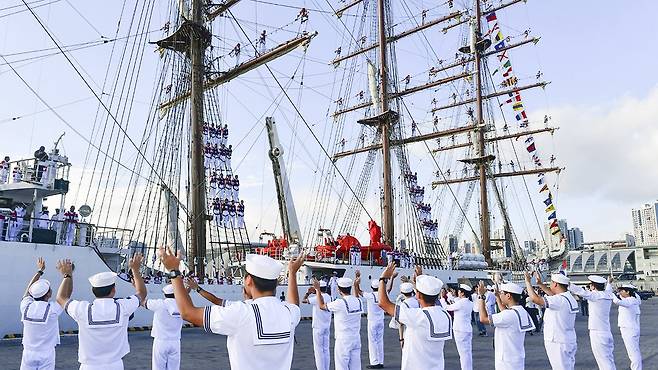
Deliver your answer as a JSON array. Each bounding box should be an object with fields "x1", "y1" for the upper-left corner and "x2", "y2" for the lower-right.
[
  {"x1": 473, "y1": 0, "x2": 492, "y2": 266},
  {"x1": 189, "y1": 0, "x2": 208, "y2": 279},
  {"x1": 376, "y1": 0, "x2": 395, "y2": 247}
]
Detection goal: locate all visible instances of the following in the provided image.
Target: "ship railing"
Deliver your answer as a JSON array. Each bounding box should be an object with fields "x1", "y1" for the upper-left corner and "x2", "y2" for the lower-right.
[
  {"x1": 0, "y1": 216, "x2": 132, "y2": 250},
  {"x1": 0, "y1": 157, "x2": 70, "y2": 190}
]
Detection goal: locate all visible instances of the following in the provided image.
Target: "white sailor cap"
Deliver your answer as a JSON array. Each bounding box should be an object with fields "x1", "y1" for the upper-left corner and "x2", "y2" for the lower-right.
[
  {"x1": 587, "y1": 275, "x2": 606, "y2": 284},
  {"x1": 162, "y1": 284, "x2": 175, "y2": 295},
  {"x1": 245, "y1": 254, "x2": 283, "y2": 280},
  {"x1": 337, "y1": 277, "x2": 353, "y2": 288},
  {"x1": 499, "y1": 282, "x2": 523, "y2": 295},
  {"x1": 400, "y1": 282, "x2": 414, "y2": 294},
  {"x1": 620, "y1": 283, "x2": 637, "y2": 290},
  {"x1": 416, "y1": 275, "x2": 443, "y2": 296},
  {"x1": 319, "y1": 280, "x2": 327, "y2": 288},
  {"x1": 551, "y1": 273, "x2": 570, "y2": 285},
  {"x1": 29, "y1": 280, "x2": 51, "y2": 299},
  {"x1": 371, "y1": 280, "x2": 379, "y2": 289},
  {"x1": 459, "y1": 284, "x2": 472, "y2": 292},
  {"x1": 89, "y1": 272, "x2": 117, "y2": 288}
]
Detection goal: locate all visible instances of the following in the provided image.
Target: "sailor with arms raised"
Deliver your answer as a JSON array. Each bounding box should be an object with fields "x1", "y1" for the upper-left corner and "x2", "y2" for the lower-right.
[
  {"x1": 159, "y1": 246, "x2": 305, "y2": 370},
  {"x1": 569, "y1": 275, "x2": 616, "y2": 370},
  {"x1": 302, "y1": 280, "x2": 332, "y2": 370},
  {"x1": 57, "y1": 254, "x2": 147, "y2": 370},
  {"x1": 146, "y1": 284, "x2": 184, "y2": 370},
  {"x1": 444, "y1": 283, "x2": 474, "y2": 370},
  {"x1": 312, "y1": 273, "x2": 363, "y2": 370},
  {"x1": 476, "y1": 280, "x2": 535, "y2": 370},
  {"x1": 523, "y1": 271, "x2": 578, "y2": 370},
  {"x1": 377, "y1": 263, "x2": 452, "y2": 370},
  {"x1": 355, "y1": 277, "x2": 385, "y2": 369},
  {"x1": 19, "y1": 257, "x2": 64, "y2": 370},
  {"x1": 612, "y1": 282, "x2": 642, "y2": 370}
]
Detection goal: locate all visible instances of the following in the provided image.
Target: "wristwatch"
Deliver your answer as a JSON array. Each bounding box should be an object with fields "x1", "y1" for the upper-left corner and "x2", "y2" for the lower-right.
[
  {"x1": 167, "y1": 270, "x2": 182, "y2": 279},
  {"x1": 37, "y1": 270, "x2": 44, "y2": 276},
  {"x1": 63, "y1": 274, "x2": 72, "y2": 279},
  {"x1": 379, "y1": 277, "x2": 389, "y2": 282},
  {"x1": 196, "y1": 287, "x2": 203, "y2": 293}
]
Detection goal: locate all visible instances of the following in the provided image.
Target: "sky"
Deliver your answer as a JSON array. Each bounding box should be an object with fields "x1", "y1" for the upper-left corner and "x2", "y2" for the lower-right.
[{"x1": 0, "y1": 0, "x2": 657, "y2": 246}]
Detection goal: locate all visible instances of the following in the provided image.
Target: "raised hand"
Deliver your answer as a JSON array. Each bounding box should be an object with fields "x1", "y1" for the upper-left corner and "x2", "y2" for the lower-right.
[
  {"x1": 380, "y1": 261, "x2": 396, "y2": 279},
  {"x1": 355, "y1": 270, "x2": 361, "y2": 278},
  {"x1": 185, "y1": 277, "x2": 199, "y2": 290},
  {"x1": 37, "y1": 257, "x2": 45, "y2": 272},
  {"x1": 312, "y1": 278, "x2": 321, "y2": 290},
  {"x1": 56, "y1": 259, "x2": 73, "y2": 276},
  {"x1": 159, "y1": 246, "x2": 182, "y2": 271},
  {"x1": 476, "y1": 280, "x2": 486, "y2": 296},
  {"x1": 414, "y1": 265, "x2": 423, "y2": 277},
  {"x1": 289, "y1": 252, "x2": 307, "y2": 274},
  {"x1": 128, "y1": 253, "x2": 144, "y2": 271},
  {"x1": 524, "y1": 271, "x2": 532, "y2": 283}
]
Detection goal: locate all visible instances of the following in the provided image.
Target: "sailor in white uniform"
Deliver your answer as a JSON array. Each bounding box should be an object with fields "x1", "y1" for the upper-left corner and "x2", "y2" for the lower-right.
[
  {"x1": 312, "y1": 276, "x2": 363, "y2": 370},
  {"x1": 302, "y1": 281, "x2": 332, "y2": 370},
  {"x1": 477, "y1": 281, "x2": 535, "y2": 370},
  {"x1": 377, "y1": 264, "x2": 452, "y2": 370},
  {"x1": 329, "y1": 272, "x2": 339, "y2": 299},
  {"x1": 613, "y1": 283, "x2": 642, "y2": 370},
  {"x1": 56, "y1": 254, "x2": 147, "y2": 370},
  {"x1": 392, "y1": 282, "x2": 419, "y2": 346},
  {"x1": 485, "y1": 285, "x2": 497, "y2": 318},
  {"x1": 523, "y1": 271, "x2": 578, "y2": 370},
  {"x1": 159, "y1": 248, "x2": 306, "y2": 370},
  {"x1": 569, "y1": 275, "x2": 616, "y2": 370},
  {"x1": 444, "y1": 284, "x2": 474, "y2": 370},
  {"x1": 20, "y1": 258, "x2": 64, "y2": 370},
  {"x1": 358, "y1": 280, "x2": 385, "y2": 369},
  {"x1": 146, "y1": 284, "x2": 183, "y2": 370}
]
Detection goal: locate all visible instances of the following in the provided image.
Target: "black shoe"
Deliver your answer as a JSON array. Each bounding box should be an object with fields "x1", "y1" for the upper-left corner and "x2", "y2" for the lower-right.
[{"x1": 367, "y1": 365, "x2": 384, "y2": 369}]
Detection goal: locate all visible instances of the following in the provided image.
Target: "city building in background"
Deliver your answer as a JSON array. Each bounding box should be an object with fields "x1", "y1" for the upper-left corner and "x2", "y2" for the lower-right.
[{"x1": 632, "y1": 201, "x2": 658, "y2": 246}]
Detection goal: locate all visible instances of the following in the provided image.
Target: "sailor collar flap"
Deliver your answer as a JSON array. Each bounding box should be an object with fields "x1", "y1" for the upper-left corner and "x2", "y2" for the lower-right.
[
  {"x1": 341, "y1": 296, "x2": 363, "y2": 314},
  {"x1": 22, "y1": 301, "x2": 51, "y2": 325},
  {"x1": 250, "y1": 301, "x2": 292, "y2": 346},
  {"x1": 86, "y1": 300, "x2": 122, "y2": 328},
  {"x1": 510, "y1": 306, "x2": 535, "y2": 332},
  {"x1": 559, "y1": 292, "x2": 579, "y2": 314},
  {"x1": 422, "y1": 307, "x2": 452, "y2": 341}
]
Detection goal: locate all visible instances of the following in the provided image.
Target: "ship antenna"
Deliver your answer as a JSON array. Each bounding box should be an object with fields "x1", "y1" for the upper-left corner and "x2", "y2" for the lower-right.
[{"x1": 53, "y1": 132, "x2": 65, "y2": 150}]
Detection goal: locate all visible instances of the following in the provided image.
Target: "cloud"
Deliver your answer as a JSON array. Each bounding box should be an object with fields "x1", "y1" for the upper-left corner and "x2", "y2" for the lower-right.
[{"x1": 551, "y1": 85, "x2": 658, "y2": 203}]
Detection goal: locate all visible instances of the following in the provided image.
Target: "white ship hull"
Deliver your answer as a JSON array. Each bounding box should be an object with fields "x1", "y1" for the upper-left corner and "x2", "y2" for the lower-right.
[{"x1": 1, "y1": 241, "x2": 488, "y2": 337}]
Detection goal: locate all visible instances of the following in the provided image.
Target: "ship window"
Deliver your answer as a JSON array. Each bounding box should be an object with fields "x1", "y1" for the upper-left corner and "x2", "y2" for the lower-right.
[{"x1": 584, "y1": 255, "x2": 595, "y2": 271}]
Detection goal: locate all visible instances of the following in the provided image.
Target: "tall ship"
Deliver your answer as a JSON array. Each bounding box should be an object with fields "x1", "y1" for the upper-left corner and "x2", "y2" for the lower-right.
[{"x1": 0, "y1": 0, "x2": 566, "y2": 336}]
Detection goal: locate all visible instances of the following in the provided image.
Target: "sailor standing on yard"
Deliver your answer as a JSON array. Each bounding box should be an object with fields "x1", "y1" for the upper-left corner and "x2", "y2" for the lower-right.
[
  {"x1": 569, "y1": 275, "x2": 616, "y2": 370},
  {"x1": 523, "y1": 271, "x2": 578, "y2": 370},
  {"x1": 312, "y1": 275, "x2": 363, "y2": 370},
  {"x1": 20, "y1": 257, "x2": 64, "y2": 370},
  {"x1": 477, "y1": 281, "x2": 535, "y2": 370},
  {"x1": 613, "y1": 282, "x2": 642, "y2": 370},
  {"x1": 159, "y1": 247, "x2": 306, "y2": 370},
  {"x1": 377, "y1": 263, "x2": 452, "y2": 370},
  {"x1": 57, "y1": 254, "x2": 147, "y2": 370},
  {"x1": 355, "y1": 277, "x2": 385, "y2": 369},
  {"x1": 145, "y1": 284, "x2": 183, "y2": 370},
  {"x1": 302, "y1": 280, "x2": 332, "y2": 370},
  {"x1": 444, "y1": 284, "x2": 474, "y2": 370}
]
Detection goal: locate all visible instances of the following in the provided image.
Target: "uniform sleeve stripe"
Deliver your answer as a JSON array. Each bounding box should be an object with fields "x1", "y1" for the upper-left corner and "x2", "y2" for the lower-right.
[
  {"x1": 203, "y1": 306, "x2": 212, "y2": 332},
  {"x1": 64, "y1": 300, "x2": 72, "y2": 315},
  {"x1": 543, "y1": 297, "x2": 549, "y2": 308}
]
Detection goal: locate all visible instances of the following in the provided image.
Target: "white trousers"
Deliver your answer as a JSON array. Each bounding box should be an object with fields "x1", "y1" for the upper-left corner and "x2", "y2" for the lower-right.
[
  {"x1": 495, "y1": 358, "x2": 524, "y2": 370},
  {"x1": 589, "y1": 330, "x2": 616, "y2": 370},
  {"x1": 312, "y1": 328, "x2": 330, "y2": 370},
  {"x1": 65, "y1": 224, "x2": 76, "y2": 246},
  {"x1": 80, "y1": 360, "x2": 123, "y2": 370},
  {"x1": 454, "y1": 330, "x2": 473, "y2": 370},
  {"x1": 620, "y1": 327, "x2": 642, "y2": 370},
  {"x1": 367, "y1": 319, "x2": 384, "y2": 366},
  {"x1": 152, "y1": 338, "x2": 181, "y2": 370},
  {"x1": 20, "y1": 347, "x2": 55, "y2": 370},
  {"x1": 544, "y1": 340, "x2": 576, "y2": 370},
  {"x1": 334, "y1": 337, "x2": 361, "y2": 370}
]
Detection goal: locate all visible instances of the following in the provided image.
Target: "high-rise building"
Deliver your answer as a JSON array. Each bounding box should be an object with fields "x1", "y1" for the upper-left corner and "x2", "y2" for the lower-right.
[
  {"x1": 447, "y1": 234, "x2": 458, "y2": 253},
  {"x1": 524, "y1": 240, "x2": 538, "y2": 254},
  {"x1": 632, "y1": 202, "x2": 658, "y2": 246},
  {"x1": 567, "y1": 228, "x2": 584, "y2": 250}
]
